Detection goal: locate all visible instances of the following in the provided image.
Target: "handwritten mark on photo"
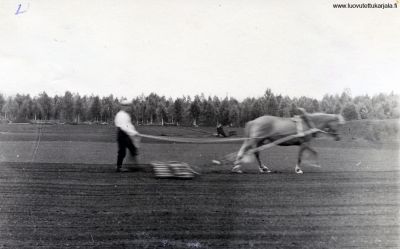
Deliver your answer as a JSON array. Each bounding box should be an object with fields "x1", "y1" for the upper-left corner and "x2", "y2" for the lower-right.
[{"x1": 15, "y1": 3, "x2": 29, "y2": 15}]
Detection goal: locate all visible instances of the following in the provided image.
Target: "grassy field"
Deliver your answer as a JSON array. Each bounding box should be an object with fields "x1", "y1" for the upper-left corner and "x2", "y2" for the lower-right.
[{"x1": 0, "y1": 123, "x2": 399, "y2": 248}]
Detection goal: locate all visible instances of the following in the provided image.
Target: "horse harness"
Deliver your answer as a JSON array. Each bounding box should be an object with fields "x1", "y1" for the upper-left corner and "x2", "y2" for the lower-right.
[{"x1": 292, "y1": 115, "x2": 316, "y2": 137}]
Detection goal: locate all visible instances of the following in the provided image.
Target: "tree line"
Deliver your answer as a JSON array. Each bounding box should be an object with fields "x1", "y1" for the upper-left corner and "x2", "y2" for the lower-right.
[{"x1": 0, "y1": 89, "x2": 398, "y2": 126}]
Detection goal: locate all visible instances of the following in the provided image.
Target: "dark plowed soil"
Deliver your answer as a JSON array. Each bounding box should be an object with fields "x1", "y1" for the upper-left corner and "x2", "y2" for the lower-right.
[{"x1": 1, "y1": 162, "x2": 398, "y2": 248}]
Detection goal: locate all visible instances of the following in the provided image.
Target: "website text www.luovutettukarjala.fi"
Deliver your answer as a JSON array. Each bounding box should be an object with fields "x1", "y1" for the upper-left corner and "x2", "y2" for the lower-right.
[{"x1": 333, "y1": 2, "x2": 398, "y2": 8}]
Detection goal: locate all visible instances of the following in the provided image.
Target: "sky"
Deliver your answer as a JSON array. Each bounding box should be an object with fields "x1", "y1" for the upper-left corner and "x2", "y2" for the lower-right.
[{"x1": 0, "y1": 0, "x2": 399, "y2": 100}]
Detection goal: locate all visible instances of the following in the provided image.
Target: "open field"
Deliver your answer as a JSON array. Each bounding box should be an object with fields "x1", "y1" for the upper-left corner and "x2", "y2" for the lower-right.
[{"x1": 0, "y1": 124, "x2": 399, "y2": 248}]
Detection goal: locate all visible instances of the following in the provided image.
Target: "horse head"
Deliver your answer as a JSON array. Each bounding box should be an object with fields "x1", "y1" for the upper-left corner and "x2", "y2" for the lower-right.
[{"x1": 309, "y1": 113, "x2": 345, "y2": 141}]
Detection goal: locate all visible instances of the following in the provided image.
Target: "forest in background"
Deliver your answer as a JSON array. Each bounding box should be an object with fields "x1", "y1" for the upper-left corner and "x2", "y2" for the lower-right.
[{"x1": 0, "y1": 89, "x2": 398, "y2": 126}]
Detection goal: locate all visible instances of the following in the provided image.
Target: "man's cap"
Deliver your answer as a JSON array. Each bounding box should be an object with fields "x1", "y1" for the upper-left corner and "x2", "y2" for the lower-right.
[{"x1": 120, "y1": 99, "x2": 131, "y2": 106}]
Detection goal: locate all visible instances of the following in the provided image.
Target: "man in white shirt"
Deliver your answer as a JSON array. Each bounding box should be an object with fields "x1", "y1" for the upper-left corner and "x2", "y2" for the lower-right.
[{"x1": 114, "y1": 100, "x2": 140, "y2": 172}]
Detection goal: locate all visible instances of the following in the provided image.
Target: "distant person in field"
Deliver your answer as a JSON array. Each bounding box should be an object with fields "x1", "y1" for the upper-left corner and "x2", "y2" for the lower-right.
[
  {"x1": 216, "y1": 123, "x2": 227, "y2": 137},
  {"x1": 114, "y1": 100, "x2": 140, "y2": 172}
]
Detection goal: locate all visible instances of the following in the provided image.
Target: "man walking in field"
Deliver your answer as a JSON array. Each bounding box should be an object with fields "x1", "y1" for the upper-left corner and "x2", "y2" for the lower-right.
[
  {"x1": 216, "y1": 123, "x2": 227, "y2": 137},
  {"x1": 114, "y1": 100, "x2": 140, "y2": 172}
]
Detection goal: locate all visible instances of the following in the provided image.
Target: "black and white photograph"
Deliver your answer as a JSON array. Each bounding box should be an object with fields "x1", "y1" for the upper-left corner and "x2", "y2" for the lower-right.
[{"x1": 0, "y1": 0, "x2": 399, "y2": 248}]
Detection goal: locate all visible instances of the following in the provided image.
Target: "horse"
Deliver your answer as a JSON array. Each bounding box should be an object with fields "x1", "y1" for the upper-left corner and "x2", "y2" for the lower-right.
[{"x1": 232, "y1": 112, "x2": 345, "y2": 174}]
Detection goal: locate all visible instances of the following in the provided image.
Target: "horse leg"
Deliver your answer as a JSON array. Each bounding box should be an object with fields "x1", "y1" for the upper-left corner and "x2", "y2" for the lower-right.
[
  {"x1": 255, "y1": 151, "x2": 271, "y2": 173},
  {"x1": 296, "y1": 142, "x2": 320, "y2": 173},
  {"x1": 232, "y1": 140, "x2": 251, "y2": 173},
  {"x1": 295, "y1": 145, "x2": 306, "y2": 174},
  {"x1": 302, "y1": 143, "x2": 320, "y2": 167},
  {"x1": 255, "y1": 141, "x2": 271, "y2": 173}
]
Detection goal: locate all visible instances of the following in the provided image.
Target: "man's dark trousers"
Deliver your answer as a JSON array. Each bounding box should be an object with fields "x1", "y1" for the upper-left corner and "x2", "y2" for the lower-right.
[{"x1": 117, "y1": 128, "x2": 138, "y2": 168}]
